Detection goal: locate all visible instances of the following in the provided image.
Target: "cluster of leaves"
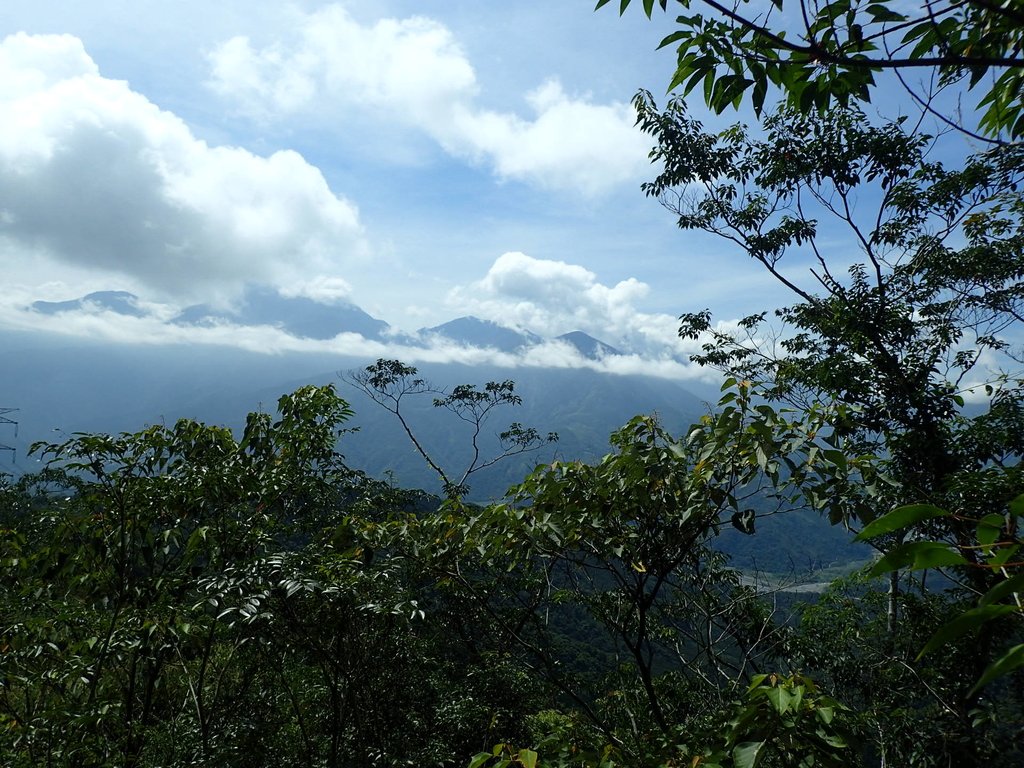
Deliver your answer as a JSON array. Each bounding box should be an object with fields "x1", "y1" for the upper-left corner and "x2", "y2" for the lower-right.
[
  {"x1": 705, "y1": 673, "x2": 855, "y2": 768},
  {"x1": 603, "y1": 0, "x2": 1024, "y2": 139},
  {"x1": 636, "y1": 94, "x2": 1024, "y2": 513},
  {"x1": 794, "y1": 572, "x2": 1022, "y2": 766},
  {"x1": 857, "y1": 496, "x2": 1024, "y2": 695}
]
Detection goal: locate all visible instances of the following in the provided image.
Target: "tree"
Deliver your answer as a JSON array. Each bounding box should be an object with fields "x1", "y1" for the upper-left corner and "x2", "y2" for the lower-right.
[
  {"x1": 603, "y1": 0, "x2": 1024, "y2": 140},
  {"x1": 792, "y1": 571, "x2": 1020, "y2": 767},
  {"x1": 344, "y1": 359, "x2": 557, "y2": 499},
  {"x1": 635, "y1": 99, "x2": 1023, "y2": 501},
  {"x1": 415, "y1": 390, "x2": 858, "y2": 766},
  {"x1": 0, "y1": 386, "x2": 361, "y2": 765},
  {"x1": 854, "y1": 497, "x2": 1024, "y2": 702},
  {"x1": 629, "y1": 55, "x2": 1024, "y2": 765}
]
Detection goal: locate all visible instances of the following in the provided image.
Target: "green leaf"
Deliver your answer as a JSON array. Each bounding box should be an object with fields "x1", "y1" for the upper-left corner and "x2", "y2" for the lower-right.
[
  {"x1": 702, "y1": 66, "x2": 720, "y2": 105},
  {"x1": 865, "y1": 4, "x2": 906, "y2": 22},
  {"x1": 900, "y1": 20, "x2": 933, "y2": 44},
  {"x1": 748, "y1": 673, "x2": 769, "y2": 689},
  {"x1": 469, "y1": 753, "x2": 492, "y2": 768},
  {"x1": 1009, "y1": 493, "x2": 1024, "y2": 518},
  {"x1": 854, "y1": 504, "x2": 947, "y2": 541},
  {"x1": 988, "y1": 543, "x2": 1021, "y2": 568},
  {"x1": 659, "y1": 30, "x2": 688, "y2": 50},
  {"x1": 752, "y1": 78, "x2": 767, "y2": 117},
  {"x1": 822, "y1": 449, "x2": 847, "y2": 471},
  {"x1": 518, "y1": 749, "x2": 538, "y2": 768},
  {"x1": 918, "y1": 605, "x2": 1019, "y2": 659},
  {"x1": 977, "y1": 513, "x2": 1005, "y2": 549},
  {"x1": 765, "y1": 685, "x2": 797, "y2": 714},
  {"x1": 969, "y1": 644, "x2": 1024, "y2": 696},
  {"x1": 979, "y1": 573, "x2": 1024, "y2": 607},
  {"x1": 731, "y1": 509, "x2": 757, "y2": 535},
  {"x1": 867, "y1": 541, "x2": 968, "y2": 576},
  {"x1": 733, "y1": 741, "x2": 766, "y2": 768},
  {"x1": 798, "y1": 81, "x2": 818, "y2": 113}
]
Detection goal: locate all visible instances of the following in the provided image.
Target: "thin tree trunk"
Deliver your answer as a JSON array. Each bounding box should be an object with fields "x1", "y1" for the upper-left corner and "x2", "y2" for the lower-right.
[{"x1": 886, "y1": 570, "x2": 899, "y2": 636}]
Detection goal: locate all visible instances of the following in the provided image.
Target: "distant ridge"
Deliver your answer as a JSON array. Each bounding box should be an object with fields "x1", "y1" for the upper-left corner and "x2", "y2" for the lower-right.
[
  {"x1": 556, "y1": 330, "x2": 621, "y2": 360},
  {"x1": 26, "y1": 287, "x2": 639, "y2": 363},
  {"x1": 419, "y1": 316, "x2": 542, "y2": 353},
  {"x1": 0, "y1": 326, "x2": 861, "y2": 571},
  {"x1": 32, "y1": 291, "x2": 145, "y2": 317},
  {"x1": 173, "y1": 285, "x2": 391, "y2": 340}
]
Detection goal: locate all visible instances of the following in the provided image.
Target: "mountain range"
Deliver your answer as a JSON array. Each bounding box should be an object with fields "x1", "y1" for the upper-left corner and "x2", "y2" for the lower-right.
[{"x1": 30, "y1": 288, "x2": 627, "y2": 361}]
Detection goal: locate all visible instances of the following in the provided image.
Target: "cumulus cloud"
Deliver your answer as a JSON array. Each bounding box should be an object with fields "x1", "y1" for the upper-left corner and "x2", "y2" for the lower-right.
[
  {"x1": 447, "y1": 252, "x2": 693, "y2": 356},
  {"x1": 0, "y1": 32, "x2": 367, "y2": 303},
  {"x1": 206, "y1": 5, "x2": 650, "y2": 196}
]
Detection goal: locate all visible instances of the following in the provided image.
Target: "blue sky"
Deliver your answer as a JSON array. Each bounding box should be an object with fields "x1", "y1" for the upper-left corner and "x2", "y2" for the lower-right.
[{"x1": 0, "y1": 1, "x2": 993, "y2": 384}]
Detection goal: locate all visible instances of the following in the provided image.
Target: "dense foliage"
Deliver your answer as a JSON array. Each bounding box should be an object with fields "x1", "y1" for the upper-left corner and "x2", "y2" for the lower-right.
[
  {"x1": 0, "y1": 388, "x2": 538, "y2": 767},
  {"x1": 3, "y1": 373, "x2": 1021, "y2": 765}
]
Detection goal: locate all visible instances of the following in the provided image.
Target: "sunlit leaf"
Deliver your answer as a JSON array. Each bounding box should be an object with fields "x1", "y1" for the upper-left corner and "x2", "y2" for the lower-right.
[
  {"x1": 854, "y1": 504, "x2": 947, "y2": 541},
  {"x1": 969, "y1": 644, "x2": 1024, "y2": 696}
]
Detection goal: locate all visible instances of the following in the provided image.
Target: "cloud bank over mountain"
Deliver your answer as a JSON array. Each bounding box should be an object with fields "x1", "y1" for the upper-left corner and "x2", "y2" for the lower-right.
[
  {"x1": 2, "y1": 276, "x2": 718, "y2": 383},
  {"x1": 0, "y1": 32, "x2": 367, "y2": 305},
  {"x1": 448, "y1": 251, "x2": 691, "y2": 357},
  {"x1": 0, "y1": 14, "x2": 733, "y2": 389}
]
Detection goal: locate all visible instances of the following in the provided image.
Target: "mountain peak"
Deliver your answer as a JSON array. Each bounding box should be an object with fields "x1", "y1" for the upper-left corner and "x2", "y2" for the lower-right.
[
  {"x1": 420, "y1": 316, "x2": 542, "y2": 353},
  {"x1": 556, "y1": 331, "x2": 621, "y2": 360},
  {"x1": 173, "y1": 285, "x2": 389, "y2": 340}
]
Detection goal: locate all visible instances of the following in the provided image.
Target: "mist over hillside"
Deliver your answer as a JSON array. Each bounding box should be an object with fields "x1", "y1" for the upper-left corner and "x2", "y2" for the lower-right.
[
  {"x1": 0, "y1": 329, "x2": 863, "y2": 571},
  {"x1": 0, "y1": 329, "x2": 705, "y2": 495}
]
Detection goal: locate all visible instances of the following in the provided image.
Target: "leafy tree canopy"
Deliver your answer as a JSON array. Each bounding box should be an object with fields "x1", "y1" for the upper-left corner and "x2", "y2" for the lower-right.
[
  {"x1": 602, "y1": 0, "x2": 1024, "y2": 140},
  {"x1": 627, "y1": 6, "x2": 1024, "y2": 705}
]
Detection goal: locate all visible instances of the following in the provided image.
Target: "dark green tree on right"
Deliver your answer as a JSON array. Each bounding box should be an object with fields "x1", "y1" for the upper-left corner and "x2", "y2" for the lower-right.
[{"x1": 610, "y1": 0, "x2": 1024, "y2": 758}]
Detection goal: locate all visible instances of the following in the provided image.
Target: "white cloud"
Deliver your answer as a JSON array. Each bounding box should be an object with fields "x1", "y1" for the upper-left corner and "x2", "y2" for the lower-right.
[
  {"x1": 209, "y1": 8, "x2": 477, "y2": 123},
  {"x1": 447, "y1": 251, "x2": 694, "y2": 356},
  {"x1": 278, "y1": 275, "x2": 353, "y2": 303},
  {"x1": 0, "y1": 281, "x2": 709, "y2": 381},
  {"x1": 0, "y1": 32, "x2": 367, "y2": 303},
  {"x1": 453, "y1": 80, "x2": 650, "y2": 194},
  {"x1": 207, "y1": 5, "x2": 650, "y2": 196}
]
